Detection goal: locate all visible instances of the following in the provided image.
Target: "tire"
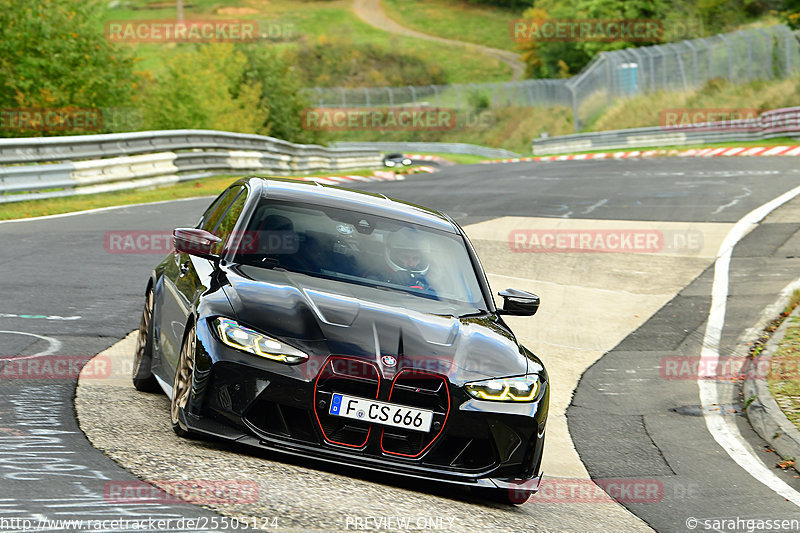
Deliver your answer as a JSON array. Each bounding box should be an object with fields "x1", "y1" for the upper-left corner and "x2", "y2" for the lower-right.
[
  {"x1": 132, "y1": 288, "x2": 160, "y2": 393},
  {"x1": 170, "y1": 324, "x2": 197, "y2": 438}
]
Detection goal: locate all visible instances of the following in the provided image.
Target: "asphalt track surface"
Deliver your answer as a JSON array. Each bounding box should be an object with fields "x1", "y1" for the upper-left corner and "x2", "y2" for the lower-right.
[{"x1": 2, "y1": 157, "x2": 800, "y2": 532}]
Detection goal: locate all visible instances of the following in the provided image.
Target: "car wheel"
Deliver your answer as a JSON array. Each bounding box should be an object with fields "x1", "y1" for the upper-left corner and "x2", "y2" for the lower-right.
[
  {"x1": 132, "y1": 288, "x2": 160, "y2": 392},
  {"x1": 170, "y1": 324, "x2": 197, "y2": 438}
]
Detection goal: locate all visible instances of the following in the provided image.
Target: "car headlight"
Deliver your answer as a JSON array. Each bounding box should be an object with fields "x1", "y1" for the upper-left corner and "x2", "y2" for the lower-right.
[
  {"x1": 402, "y1": 158, "x2": 412, "y2": 166},
  {"x1": 465, "y1": 376, "x2": 540, "y2": 402},
  {"x1": 212, "y1": 317, "x2": 308, "y2": 364}
]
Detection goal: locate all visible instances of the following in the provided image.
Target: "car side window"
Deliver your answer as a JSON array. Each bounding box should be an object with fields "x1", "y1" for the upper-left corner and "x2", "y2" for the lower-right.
[
  {"x1": 214, "y1": 189, "x2": 247, "y2": 244},
  {"x1": 198, "y1": 186, "x2": 240, "y2": 233}
]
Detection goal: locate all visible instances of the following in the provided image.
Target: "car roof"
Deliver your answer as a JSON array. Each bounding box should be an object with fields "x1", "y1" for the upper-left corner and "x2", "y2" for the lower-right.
[{"x1": 246, "y1": 177, "x2": 458, "y2": 234}]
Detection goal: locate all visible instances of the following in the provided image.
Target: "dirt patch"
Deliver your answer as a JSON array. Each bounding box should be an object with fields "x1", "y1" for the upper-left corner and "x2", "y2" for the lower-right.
[{"x1": 217, "y1": 7, "x2": 260, "y2": 15}]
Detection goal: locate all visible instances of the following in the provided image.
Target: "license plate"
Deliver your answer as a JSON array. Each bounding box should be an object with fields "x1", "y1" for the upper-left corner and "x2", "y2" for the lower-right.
[{"x1": 329, "y1": 393, "x2": 433, "y2": 433}]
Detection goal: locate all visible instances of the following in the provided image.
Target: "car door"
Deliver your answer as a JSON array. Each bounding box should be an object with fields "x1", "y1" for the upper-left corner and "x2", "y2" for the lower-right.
[{"x1": 159, "y1": 185, "x2": 247, "y2": 377}]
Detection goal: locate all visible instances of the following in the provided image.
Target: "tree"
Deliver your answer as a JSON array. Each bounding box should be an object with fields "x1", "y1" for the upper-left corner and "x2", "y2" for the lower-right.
[
  {"x1": 139, "y1": 43, "x2": 267, "y2": 134},
  {"x1": 0, "y1": 0, "x2": 137, "y2": 135},
  {"x1": 240, "y1": 44, "x2": 325, "y2": 144}
]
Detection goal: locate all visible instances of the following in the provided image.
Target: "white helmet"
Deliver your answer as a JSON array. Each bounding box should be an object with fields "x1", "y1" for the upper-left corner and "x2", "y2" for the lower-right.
[{"x1": 385, "y1": 227, "x2": 430, "y2": 274}]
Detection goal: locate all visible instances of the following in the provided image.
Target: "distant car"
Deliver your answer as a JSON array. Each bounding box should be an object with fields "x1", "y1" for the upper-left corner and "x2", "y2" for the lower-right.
[
  {"x1": 383, "y1": 153, "x2": 412, "y2": 167},
  {"x1": 131, "y1": 177, "x2": 548, "y2": 504}
]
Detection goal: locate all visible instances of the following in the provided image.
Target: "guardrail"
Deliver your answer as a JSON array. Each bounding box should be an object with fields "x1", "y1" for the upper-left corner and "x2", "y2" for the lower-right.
[
  {"x1": 0, "y1": 130, "x2": 382, "y2": 204},
  {"x1": 331, "y1": 141, "x2": 519, "y2": 159},
  {"x1": 532, "y1": 107, "x2": 800, "y2": 155}
]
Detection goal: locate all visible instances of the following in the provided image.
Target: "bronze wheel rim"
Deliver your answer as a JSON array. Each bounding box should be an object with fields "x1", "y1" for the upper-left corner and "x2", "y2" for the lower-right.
[{"x1": 171, "y1": 327, "x2": 195, "y2": 425}]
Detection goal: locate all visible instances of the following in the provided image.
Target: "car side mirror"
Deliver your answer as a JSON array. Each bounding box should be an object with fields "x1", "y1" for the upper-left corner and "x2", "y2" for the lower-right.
[
  {"x1": 173, "y1": 228, "x2": 222, "y2": 261},
  {"x1": 497, "y1": 288, "x2": 540, "y2": 316}
]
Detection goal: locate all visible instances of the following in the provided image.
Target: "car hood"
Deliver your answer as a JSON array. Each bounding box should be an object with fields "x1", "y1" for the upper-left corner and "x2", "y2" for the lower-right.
[{"x1": 220, "y1": 265, "x2": 532, "y2": 384}]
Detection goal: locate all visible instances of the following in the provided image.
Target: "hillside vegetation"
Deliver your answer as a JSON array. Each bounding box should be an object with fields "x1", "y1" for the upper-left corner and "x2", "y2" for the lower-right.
[{"x1": 3, "y1": 0, "x2": 798, "y2": 154}]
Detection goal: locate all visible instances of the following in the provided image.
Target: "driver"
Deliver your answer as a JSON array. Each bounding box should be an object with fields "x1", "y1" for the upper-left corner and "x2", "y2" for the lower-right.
[{"x1": 385, "y1": 228, "x2": 432, "y2": 290}]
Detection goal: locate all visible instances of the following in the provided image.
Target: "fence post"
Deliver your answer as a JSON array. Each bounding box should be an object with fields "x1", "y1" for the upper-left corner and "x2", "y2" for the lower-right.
[
  {"x1": 386, "y1": 87, "x2": 394, "y2": 108},
  {"x1": 567, "y1": 82, "x2": 579, "y2": 133},
  {"x1": 718, "y1": 34, "x2": 734, "y2": 81},
  {"x1": 684, "y1": 40, "x2": 699, "y2": 87},
  {"x1": 363, "y1": 87, "x2": 370, "y2": 108},
  {"x1": 667, "y1": 43, "x2": 688, "y2": 90},
  {"x1": 784, "y1": 26, "x2": 793, "y2": 75},
  {"x1": 758, "y1": 28, "x2": 773, "y2": 78},
  {"x1": 408, "y1": 86, "x2": 417, "y2": 106},
  {"x1": 740, "y1": 31, "x2": 753, "y2": 80},
  {"x1": 699, "y1": 38, "x2": 714, "y2": 80}
]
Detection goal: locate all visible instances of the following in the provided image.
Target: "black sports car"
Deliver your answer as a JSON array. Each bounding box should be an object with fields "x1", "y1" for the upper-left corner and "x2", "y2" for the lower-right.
[
  {"x1": 132, "y1": 177, "x2": 548, "y2": 504},
  {"x1": 383, "y1": 153, "x2": 412, "y2": 167}
]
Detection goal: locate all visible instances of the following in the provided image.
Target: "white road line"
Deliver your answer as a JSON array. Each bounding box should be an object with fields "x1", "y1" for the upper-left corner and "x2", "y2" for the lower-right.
[
  {"x1": 698, "y1": 182, "x2": 800, "y2": 506},
  {"x1": 0, "y1": 331, "x2": 61, "y2": 356},
  {"x1": 582, "y1": 198, "x2": 608, "y2": 214}
]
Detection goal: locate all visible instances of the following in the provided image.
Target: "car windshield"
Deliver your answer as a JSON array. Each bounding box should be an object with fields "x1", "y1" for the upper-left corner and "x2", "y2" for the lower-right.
[{"x1": 231, "y1": 200, "x2": 487, "y2": 315}]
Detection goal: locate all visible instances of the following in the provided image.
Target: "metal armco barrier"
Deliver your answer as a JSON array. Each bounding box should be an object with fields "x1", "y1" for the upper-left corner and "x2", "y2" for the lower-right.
[
  {"x1": 532, "y1": 106, "x2": 800, "y2": 155},
  {"x1": 0, "y1": 130, "x2": 382, "y2": 204}
]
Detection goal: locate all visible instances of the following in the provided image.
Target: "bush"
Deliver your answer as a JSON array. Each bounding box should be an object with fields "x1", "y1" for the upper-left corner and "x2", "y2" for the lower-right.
[
  {"x1": 0, "y1": 0, "x2": 137, "y2": 136},
  {"x1": 138, "y1": 44, "x2": 267, "y2": 134},
  {"x1": 289, "y1": 35, "x2": 448, "y2": 88}
]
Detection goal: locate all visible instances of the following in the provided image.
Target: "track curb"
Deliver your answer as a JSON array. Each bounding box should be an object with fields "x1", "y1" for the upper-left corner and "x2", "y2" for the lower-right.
[
  {"x1": 743, "y1": 301, "x2": 800, "y2": 474},
  {"x1": 482, "y1": 146, "x2": 800, "y2": 164}
]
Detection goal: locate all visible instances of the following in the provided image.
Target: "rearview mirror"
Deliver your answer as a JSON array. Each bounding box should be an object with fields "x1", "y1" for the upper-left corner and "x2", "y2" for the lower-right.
[
  {"x1": 497, "y1": 288, "x2": 540, "y2": 316},
  {"x1": 173, "y1": 228, "x2": 222, "y2": 260}
]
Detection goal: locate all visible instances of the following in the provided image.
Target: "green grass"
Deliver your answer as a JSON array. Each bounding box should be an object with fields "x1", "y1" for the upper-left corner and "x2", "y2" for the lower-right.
[
  {"x1": 768, "y1": 310, "x2": 800, "y2": 428},
  {"x1": 103, "y1": 0, "x2": 511, "y2": 84},
  {"x1": 419, "y1": 152, "x2": 492, "y2": 165},
  {"x1": 382, "y1": 0, "x2": 521, "y2": 52}
]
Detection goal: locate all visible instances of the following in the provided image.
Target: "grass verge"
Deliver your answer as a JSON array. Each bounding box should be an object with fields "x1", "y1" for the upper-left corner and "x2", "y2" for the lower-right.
[
  {"x1": 381, "y1": 0, "x2": 520, "y2": 52},
  {"x1": 0, "y1": 167, "x2": 384, "y2": 221},
  {"x1": 748, "y1": 289, "x2": 800, "y2": 429},
  {"x1": 104, "y1": 0, "x2": 511, "y2": 84}
]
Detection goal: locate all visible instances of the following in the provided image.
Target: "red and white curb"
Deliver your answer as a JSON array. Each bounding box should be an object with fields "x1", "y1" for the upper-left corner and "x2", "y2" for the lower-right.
[
  {"x1": 482, "y1": 146, "x2": 800, "y2": 164},
  {"x1": 299, "y1": 166, "x2": 435, "y2": 185}
]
